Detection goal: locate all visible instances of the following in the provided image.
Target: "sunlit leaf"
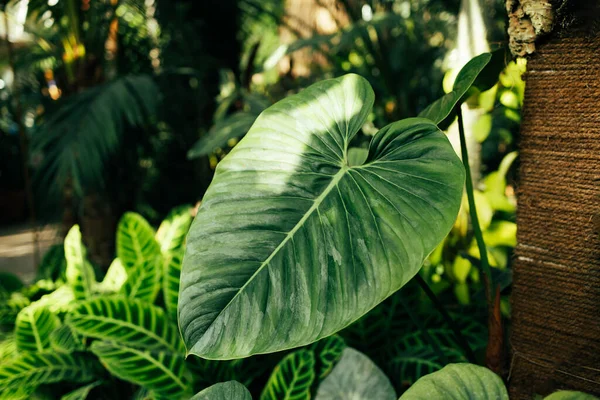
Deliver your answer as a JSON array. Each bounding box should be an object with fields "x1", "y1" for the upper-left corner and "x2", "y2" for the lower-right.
[
  {"x1": 117, "y1": 212, "x2": 161, "y2": 271},
  {"x1": 120, "y1": 257, "x2": 162, "y2": 303},
  {"x1": 156, "y1": 206, "x2": 193, "y2": 254},
  {"x1": 315, "y1": 348, "x2": 396, "y2": 400},
  {"x1": 190, "y1": 381, "x2": 252, "y2": 400},
  {"x1": 96, "y1": 258, "x2": 128, "y2": 293},
  {"x1": 179, "y1": 74, "x2": 464, "y2": 359},
  {"x1": 399, "y1": 363, "x2": 508, "y2": 399},
  {"x1": 64, "y1": 225, "x2": 96, "y2": 300},
  {"x1": 66, "y1": 296, "x2": 184, "y2": 352},
  {"x1": 15, "y1": 305, "x2": 61, "y2": 352}
]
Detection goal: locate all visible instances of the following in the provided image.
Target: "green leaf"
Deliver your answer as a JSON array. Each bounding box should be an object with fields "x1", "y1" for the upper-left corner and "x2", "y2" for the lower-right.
[
  {"x1": 399, "y1": 363, "x2": 508, "y2": 399},
  {"x1": 315, "y1": 348, "x2": 396, "y2": 400},
  {"x1": 190, "y1": 381, "x2": 252, "y2": 400},
  {"x1": 96, "y1": 258, "x2": 128, "y2": 293},
  {"x1": 0, "y1": 293, "x2": 30, "y2": 327},
  {"x1": 347, "y1": 147, "x2": 368, "y2": 167},
  {"x1": 117, "y1": 213, "x2": 161, "y2": 271},
  {"x1": 120, "y1": 256, "x2": 162, "y2": 303},
  {"x1": 15, "y1": 305, "x2": 61, "y2": 352},
  {"x1": 260, "y1": 349, "x2": 315, "y2": 400},
  {"x1": 34, "y1": 285, "x2": 77, "y2": 314},
  {"x1": 162, "y1": 252, "x2": 183, "y2": 321},
  {"x1": 64, "y1": 225, "x2": 96, "y2": 300},
  {"x1": 419, "y1": 53, "x2": 493, "y2": 125},
  {"x1": 36, "y1": 244, "x2": 67, "y2": 282},
  {"x1": 50, "y1": 324, "x2": 85, "y2": 353},
  {"x1": 66, "y1": 296, "x2": 183, "y2": 352},
  {"x1": 156, "y1": 206, "x2": 193, "y2": 254},
  {"x1": 60, "y1": 381, "x2": 102, "y2": 400},
  {"x1": 310, "y1": 335, "x2": 346, "y2": 380},
  {"x1": 187, "y1": 112, "x2": 258, "y2": 159},
  {"x1": 544, "y1": 391, "x2": 599, "y2": 400},
  {"x1": 0, "y1": 352, "x2": 96, "y2": 396},
  {"x1": 179, "y1": 74, "x2": 464, "y2": 359},
  {"x1": 90, "y1": 341, "x2": 190, "y2": 398},
  {"x1": 0, "y1": 334, "x2": 17, "y2": 363}
]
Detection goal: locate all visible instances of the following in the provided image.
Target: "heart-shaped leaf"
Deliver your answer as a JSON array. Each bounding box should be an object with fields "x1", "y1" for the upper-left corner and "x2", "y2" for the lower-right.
[
  {"x1": 179, "y1": 74, "x2": 464, "y2": 359},
  {"x1": 315, "y1": 347, "x2": 396, "y2": 400},
  {"x1": 191, "y1": 381, "x2": 252, "y2": 400},
  {"x1": 399, "y1": 363, "x2": 508, "y2": 399}
]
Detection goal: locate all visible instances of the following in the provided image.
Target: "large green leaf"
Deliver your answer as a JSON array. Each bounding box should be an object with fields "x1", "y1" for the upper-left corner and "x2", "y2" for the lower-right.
[
  {"x1": 120, "y1": 257, "x2": 162, "y2": 303},
  {"x1": 66, "y1": 296, "x2": 183, "y2": 352},
  {"x1": 190, "y1": 381, "x2": 252, "y2": 400},
  {"x1": 90, "y1": 341, "x2": 190, "y2": 399},
  {"x1": 0, "y1": 352, "x2": 96, "y2": 397},
  {"x1": 117, "y1": 212, "x2": 161, "y2": 271},
  {"x1": 179, "y1": 74, "x2": 465, "y2": 359},
  {"x1": 156, "y1": 206, "x2": 193, "y2": 254},
  {"x1": 15, "y1": 305, "x2": 61, "y2": 352},
  {"x1": 419, "y1": 52, "x2": 501, "y2": 125},
  {"x1": 64, "y1": 225, "x2": 96, "y2": 300},
  {"x1": 315, "y1": 348, "x2": 396, "y2": 400},
  {"x1": 399, "y1": 363, "x2": 508, "y2": 399},
  {"x1": 162, "y1": 252, "x2": 183, "y2": 321},
  {"x1": 260, "y1": 349, "x2": 315, "y2": 400}
]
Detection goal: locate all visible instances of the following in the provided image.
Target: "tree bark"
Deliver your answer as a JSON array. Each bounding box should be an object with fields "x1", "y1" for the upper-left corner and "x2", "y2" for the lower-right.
[{"x1": 509, "y1": 2, "x2": 600, "y2": 397}]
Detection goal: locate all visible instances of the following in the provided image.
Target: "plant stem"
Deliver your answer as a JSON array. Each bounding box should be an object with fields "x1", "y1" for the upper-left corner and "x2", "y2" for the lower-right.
[
  {"x1": 398, "y1": 296, "x2": 449, "y2": 366},
  {"x1": 414, "y1": 274, "x2": 477, "y2": 363},
  {"x1": 457, "y1": 107, "x2": 493, "y2": 306}
]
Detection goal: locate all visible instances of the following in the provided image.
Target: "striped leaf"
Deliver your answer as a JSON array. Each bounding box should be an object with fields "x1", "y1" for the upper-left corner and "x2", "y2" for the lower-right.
[
  {"x1": 0, "y1": 293, "x2": 30, "y2": 327},
  {"x1": 15, "y1": 305, "x2": 61, "y2": 352},
  {"x1": 65, "y1": 225, "x2": 96, "y2": 300},
  {"x1": 60, "y1": 381, "x2": 102, "y2": 400},
  {"x1": 260, "y1": 349, "x2": 315, "y2": 400},
  {"x1": 162, "y1": 252, "x2": 183, "y2": 321},
  {"x1": 0, "y1": 352, "x2": 96, "y2": 396},
  {"x1": 311, "y1": 335, "x2": 346, "y2": 380},
  {"x1": 90, "y1": 341, "x2": 190, "y2": 398},
  {"x1": 191, "y1": 381, "x2": 252, "y2": 400},
  {"x1": 97, "y1": 258, "x2": 128, "y2": 293},
  {"x1": 315, "y1": 348, "x2": 396, "y2": 400},
  {"x1": 117, "y1": 212, "x2": 161, "y2": 271},
  {"x1": 156, "y1": 206, "x2": 192, "y2": 254},
  {"x1": 50, "y1": 324, "x2": 86, "y2": 353},
  {"x1": 0, "y1": 334, "x2": 17, "y2": 363},
  {"x1": 132, "y1": 387, "x2": 154, "y2": 400},
  {"x1": 120, "y1": 257, "x2": 162, "y2": 303},
  {"x1": 66, "y1": 296, "x2": 184, "y2": 352}
]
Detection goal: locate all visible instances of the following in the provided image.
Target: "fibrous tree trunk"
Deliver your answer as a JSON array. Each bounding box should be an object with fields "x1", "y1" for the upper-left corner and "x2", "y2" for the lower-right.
[{"x1": 509, "y1": 1, "x2": 600, "y2": 397}]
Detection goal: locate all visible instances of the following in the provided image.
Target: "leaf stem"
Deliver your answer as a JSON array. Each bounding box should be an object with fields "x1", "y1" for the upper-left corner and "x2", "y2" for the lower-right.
[
  {"x1": 456, "y1": 107, "x2": 493, "y2": 306},
  {"x1": 414, "y1": 274, "x2": 477, "y2": 363}
]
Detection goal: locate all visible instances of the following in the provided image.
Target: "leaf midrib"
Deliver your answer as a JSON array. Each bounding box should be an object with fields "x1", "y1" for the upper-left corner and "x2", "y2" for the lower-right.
[
  {"x1": 69, "y1": 313, "x2": 178, "y2": 352},
  {"x1": 194, "y1": 165, "x2": 349, "y2": 351}
]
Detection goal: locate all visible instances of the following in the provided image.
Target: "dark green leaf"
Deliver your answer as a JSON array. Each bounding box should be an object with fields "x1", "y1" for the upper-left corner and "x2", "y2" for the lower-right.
[
  {"x1": 190, "y1": 381, "x2": 252, "y2": 400},
  {"x1": 260, "y1": 349, "x2": 315, "y2": 400}
]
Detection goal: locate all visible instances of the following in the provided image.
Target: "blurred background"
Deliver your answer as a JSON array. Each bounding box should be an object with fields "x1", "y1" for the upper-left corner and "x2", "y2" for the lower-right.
[{"x1": 0, "y1": 0, "x2": 521, "y2": 312}]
